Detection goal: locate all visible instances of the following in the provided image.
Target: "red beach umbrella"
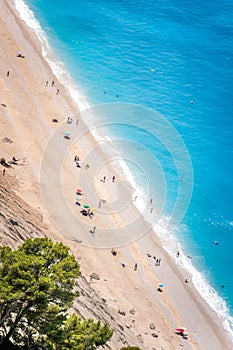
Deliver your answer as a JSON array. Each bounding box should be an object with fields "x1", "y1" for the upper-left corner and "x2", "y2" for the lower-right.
[
  {"x1": 176, "y1": 327, "x2": 187, "y2": 333},
  {"x1": 77, "y1": 189, "x2": 82, "y2": 193}
]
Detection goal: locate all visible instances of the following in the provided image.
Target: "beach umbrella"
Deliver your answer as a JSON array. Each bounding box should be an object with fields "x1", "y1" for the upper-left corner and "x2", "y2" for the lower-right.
[
  {"x1": 83, "y1": 204, "x2": 90, "y2": 209},
  {"x1": 76, "y1": 189, "x2": 82, "y2": 193},
  {"x1": 76, "y1": 197, "x2": 82, "y2": 201},
  {"x1": 158, "y1": 283, "x2": 164, "y2": 288},
  {"x1": 176, "y1": 327, "x2": 187, "y2": 333},
  {"x1": 64, "y1": 131, "x2": 71, "y2": 139}
]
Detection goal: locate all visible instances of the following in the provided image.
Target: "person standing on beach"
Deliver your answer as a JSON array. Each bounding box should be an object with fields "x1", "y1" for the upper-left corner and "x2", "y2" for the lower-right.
[
  {"x1": 56, "y1": 89, "x2": 59, "y2": 95},
  {"x1": 7, "y1": 71, "x2": 9, "y2": 77},
  {"x1": 3, "y1": 169, "x2": 6, "y2": 175},
  {"x1": 51, "y1": 81, "x2": 54, "y2": 87},
  {"x1": 46, "y1": 80, "x2": 48, "y2": 87},
  {"x1": 134, "y1": 263, "x2": 137, "y2": 271},
  {"x1": 103, "y1": 176, "x2": 106, "y2": 183},
  {"x1": 89, "y1": 226, "x2": 96, "y2": 235},
  {"x1": 134, "y1": 195, "x2": 137, "y2": 201},
  {"x1": 67, "y1": 116, "x2": 72, "y2": 124},
  {"x1": 112, "y1": 175, "x2": 115, "y2": 182}
]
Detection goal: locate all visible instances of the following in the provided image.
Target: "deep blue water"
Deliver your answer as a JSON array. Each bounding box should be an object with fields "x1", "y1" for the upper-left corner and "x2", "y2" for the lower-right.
[{"x1": 22, "y1": 0, "x2": 233, "y2": 330}]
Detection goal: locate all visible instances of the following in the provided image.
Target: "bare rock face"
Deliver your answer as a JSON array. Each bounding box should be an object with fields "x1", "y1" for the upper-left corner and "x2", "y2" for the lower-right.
[{"x1": 0, "y1": 174, "x2": 45, "y2": 248}]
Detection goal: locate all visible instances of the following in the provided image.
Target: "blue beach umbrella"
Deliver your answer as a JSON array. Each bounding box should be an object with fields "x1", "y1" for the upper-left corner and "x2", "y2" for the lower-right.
[{"x1": 64, "y1": 131, "x2": 71, "y2": 139}]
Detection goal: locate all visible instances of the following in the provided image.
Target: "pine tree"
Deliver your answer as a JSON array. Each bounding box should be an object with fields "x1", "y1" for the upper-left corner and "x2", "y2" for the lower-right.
[{"x1": 0, "y1": 238, "x2": 112, "y2": 349}]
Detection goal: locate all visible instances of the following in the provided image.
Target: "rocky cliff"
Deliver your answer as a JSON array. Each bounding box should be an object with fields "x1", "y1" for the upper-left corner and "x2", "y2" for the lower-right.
[{"x1": 0, "y1": 172, "x2": 142, "y2": 349}]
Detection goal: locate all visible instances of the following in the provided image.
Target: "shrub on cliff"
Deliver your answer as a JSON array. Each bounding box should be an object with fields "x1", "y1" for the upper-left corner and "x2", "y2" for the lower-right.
[{"x1": 0, "y1": 237, "x2": 112, "y2": 349}]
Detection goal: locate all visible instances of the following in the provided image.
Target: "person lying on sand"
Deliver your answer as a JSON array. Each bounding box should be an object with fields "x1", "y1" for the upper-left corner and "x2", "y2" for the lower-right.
[{"x1": 111, "y1": 249, "x2": 117, "y2": 256}]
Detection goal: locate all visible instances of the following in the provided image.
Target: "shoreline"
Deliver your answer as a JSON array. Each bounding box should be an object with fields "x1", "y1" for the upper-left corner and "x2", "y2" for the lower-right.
[{"x1": 1, "y1": 0, "x2": 233, "y2": 349}]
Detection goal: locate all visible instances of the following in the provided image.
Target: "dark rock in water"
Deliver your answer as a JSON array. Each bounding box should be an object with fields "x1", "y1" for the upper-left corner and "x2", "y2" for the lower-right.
[{"x1": 90, "y1": 272, "x2": 100, "y2": 280}]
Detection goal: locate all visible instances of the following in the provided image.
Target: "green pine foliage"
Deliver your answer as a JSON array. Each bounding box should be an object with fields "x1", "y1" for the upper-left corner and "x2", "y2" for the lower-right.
[{"x1": 0, "y1": 238, "x2": 112, "y2": 349}]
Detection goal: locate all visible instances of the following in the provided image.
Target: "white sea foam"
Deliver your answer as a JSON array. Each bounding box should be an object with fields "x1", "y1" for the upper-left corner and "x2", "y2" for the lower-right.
[
  {"x1": 89, "y1": 129, "x2": 146, "y2": 212},
  {"x1": 14, "y1": 0, "x2": 233, "y2": 341},
  {"x1": 116, "y1": 158, "x2": 146, "y2": 213},
  {"x1": 15, "y1": 0, "x2": 88, "y2": 113},
  {"x1": 154, "y1": 218, "x2": 233, "y2": 339}
]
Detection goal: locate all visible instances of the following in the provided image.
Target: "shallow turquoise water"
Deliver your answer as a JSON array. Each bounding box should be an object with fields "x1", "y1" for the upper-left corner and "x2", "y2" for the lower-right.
[{"x1": 23, "y1": 0, "x2": 233, "y2": 332}]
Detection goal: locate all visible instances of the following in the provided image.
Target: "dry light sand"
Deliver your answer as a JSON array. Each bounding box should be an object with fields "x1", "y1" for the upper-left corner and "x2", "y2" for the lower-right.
[{"x1": 0, "y1": 1, "x2": 232, "y2": 349}]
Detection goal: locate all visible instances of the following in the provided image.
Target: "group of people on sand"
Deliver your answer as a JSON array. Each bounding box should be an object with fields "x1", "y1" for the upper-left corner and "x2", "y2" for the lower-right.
[
  {"x1": 100, "y1": 175, "x2": 116, "y2": 183},
  {"x1": 45, "y1": 80, "x2": 59, "y2": 95},
  {"x1": 111, "y1": 249, "x2": 138, "y2": 271},
  {"x1": 146, "y1": 252, "x2": 161, "y2": 266},
  {"x1": 1, "y1": 156, "x2": 23, "y2": 176},
  {"x1": 81, "y1": 207, "x2": 94, "y2": 219},
  {"x1": 16, "y1": 51, "x2": 25, "y2": 58},
  {"x1": 74, "y1": 155, "x2": 81, "y2": 168},
  {"x1": 1, "y1": 156, "x2": 19, "y2": 167}
]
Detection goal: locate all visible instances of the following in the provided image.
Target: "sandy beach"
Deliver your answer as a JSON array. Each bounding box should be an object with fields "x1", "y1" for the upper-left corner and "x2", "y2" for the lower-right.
[{"x1": 0, "y1": 1, "x2": 232, "y2": 349}]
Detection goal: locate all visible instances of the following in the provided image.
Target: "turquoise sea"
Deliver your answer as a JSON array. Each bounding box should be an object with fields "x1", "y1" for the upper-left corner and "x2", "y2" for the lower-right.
[{"x1": 17, "y1": 0, "x2": 233, "y2": 336}]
